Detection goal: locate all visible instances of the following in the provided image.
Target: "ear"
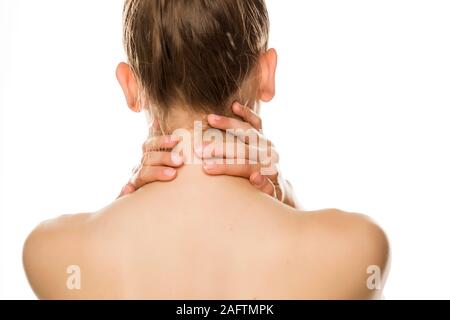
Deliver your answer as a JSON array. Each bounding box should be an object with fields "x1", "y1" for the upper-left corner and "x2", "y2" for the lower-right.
[
  {"x1": 116, "y1": 62, "x2": 141, "y2": 113},
  {"x1": 258, "y1": 48, "x2": 278, "y2": 102}
]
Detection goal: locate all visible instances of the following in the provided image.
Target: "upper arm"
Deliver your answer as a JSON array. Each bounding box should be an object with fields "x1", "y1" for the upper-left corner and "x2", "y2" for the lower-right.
[
  {"x1": 289, "y1": 209, "x2": 390, "y2": 299},
  {"x1": 23, "y1": 214, "x2": 93, "y2": 299},
  {"x1": 327, "y1": 210, "x2": 390, "y2": 299}
]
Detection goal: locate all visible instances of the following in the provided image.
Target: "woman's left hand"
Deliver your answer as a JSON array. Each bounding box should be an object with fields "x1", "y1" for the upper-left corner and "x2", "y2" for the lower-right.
[{"x1": 118, "y1": 102, "x2": 300, "y2": 208}]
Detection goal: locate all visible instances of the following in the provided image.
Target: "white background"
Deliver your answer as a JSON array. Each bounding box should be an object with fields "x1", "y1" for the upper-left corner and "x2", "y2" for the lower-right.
[{"x1": 1, "y1": 0, "x2": 449, "y2": 299}]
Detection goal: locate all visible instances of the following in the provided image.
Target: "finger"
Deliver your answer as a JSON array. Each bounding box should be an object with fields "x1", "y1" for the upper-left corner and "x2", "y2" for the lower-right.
[
  {"x1": 202, "y1": 161, "x2": 260, "y2": 179},
  {"x1": 207, "y1": 114, "x2": 252, "y2": 131},
  {"x1": 249, "y1": 172, "x2": 276, "y2": 197},
  {"x1": 232, "y1": 102, "x2": 263, "y2": 131},
  {"x1": 117, "y1": 183, "x2": 136, "y2": 199},
  {"x1": 197, "y1": 139, "x2": 278, "y2": 168},
  {"x1": 207, "y1": 114, "x2": 267, "y2": 145},
  {"x1": 142, "y1": 152, "x2": 184, "y2": 167},
  {"x1": 131, "y1": 166, "x2": 177, "y2": 189},
  {"x1": 142, "y1": 135, "x2": 181, "y2": 152},
  {"x1": 197, "y1": 142, "x2": 260, "y2": 163},
  {"x1": 132, "y1": 165, "x2": 140, "y2": 175},
  {"x1": 266, "y1": 172, "x2": 280, "y2": 186}
]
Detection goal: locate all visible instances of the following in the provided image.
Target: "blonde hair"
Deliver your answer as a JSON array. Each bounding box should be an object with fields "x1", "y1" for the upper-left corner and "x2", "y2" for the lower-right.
[{"x1": 122, "y1": 0, "x2": 269, "y2": 130}]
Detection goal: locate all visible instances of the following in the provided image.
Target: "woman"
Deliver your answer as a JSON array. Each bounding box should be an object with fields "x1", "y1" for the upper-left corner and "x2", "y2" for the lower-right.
[{"x1": 23, "y1": 0, "x2": 390, "y2": 299}]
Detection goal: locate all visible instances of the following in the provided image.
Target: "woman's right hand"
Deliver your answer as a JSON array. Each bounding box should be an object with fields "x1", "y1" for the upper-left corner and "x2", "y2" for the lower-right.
[
  {"x1": 117, "y1": 107, "x2": 299, "y2": 208},
  {"x1": 117, "y1": 135, "x2": 183, "y2": 198}
]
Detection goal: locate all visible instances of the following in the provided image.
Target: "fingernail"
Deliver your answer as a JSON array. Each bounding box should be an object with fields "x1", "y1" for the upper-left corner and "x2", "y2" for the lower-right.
[
  {"x1": 172, "y1": 154, "x2": 183, "y2": 165},
  {"x1": 119, "y1": 186, "x2": 127, "y2": 197},
  {"x1": 203, "y1": 163, "x2": 217, "y2": 171},
  {"x1": 232, "y1": 102, "x2": 242, "y2": 112},
  {"x1": 164, "y1": 168, "x2": 176, "y2": 177},
  {"x1": 253, "y1": 174, "x2": 265, "y2": 187},
  {"x1": 124, "y1": 184, "x2": 134, "y2": 193},
  {"x1": 208, "y1": 114, "x2": 222, "y2": 123}
]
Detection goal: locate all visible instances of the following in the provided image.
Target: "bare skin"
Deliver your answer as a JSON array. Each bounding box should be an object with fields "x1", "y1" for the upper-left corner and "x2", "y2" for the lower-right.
[
  {"x1": 23, "y1": 50, "x2": 390, "y2": 299},
  {"x1": 119, "y1": 102, "x2": 301, "y2": 209},
  {"x1": 23, "y1": 138, "x2": 390, "y2": 300}
]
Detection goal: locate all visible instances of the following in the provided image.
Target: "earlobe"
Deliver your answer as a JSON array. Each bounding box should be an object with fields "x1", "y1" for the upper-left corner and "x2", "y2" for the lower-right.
[
  {"x1": 116, "y1": 62, "x2": 141, "y2": 113},
  {"x1": 259, "y1": 48, "x2": 278, "y2": 103}
]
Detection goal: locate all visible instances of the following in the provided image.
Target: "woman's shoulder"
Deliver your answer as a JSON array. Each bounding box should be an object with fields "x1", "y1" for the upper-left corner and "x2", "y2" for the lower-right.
[
  {"x1": 279, "y1": 208, "x2": 391, "y2": 299},
  {"x1": 22, "y1": 212, "x2": 121, "y2": 299}
]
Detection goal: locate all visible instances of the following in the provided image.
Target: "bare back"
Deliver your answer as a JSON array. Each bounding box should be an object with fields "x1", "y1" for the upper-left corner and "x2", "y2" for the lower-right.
[{"x1": 23, "y1": 165, "x2": 390, "y2": 299}]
